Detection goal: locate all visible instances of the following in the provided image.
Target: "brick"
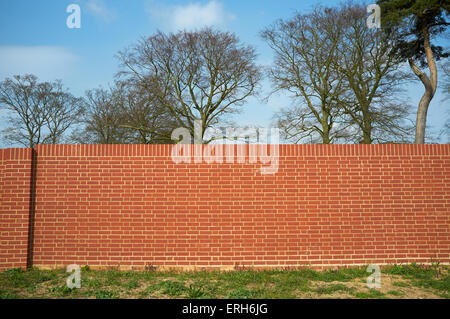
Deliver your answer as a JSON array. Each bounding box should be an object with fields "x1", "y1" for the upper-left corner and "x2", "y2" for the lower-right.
[{"x1": 0, "y1": 144, "x2": 449, "y2": 271}]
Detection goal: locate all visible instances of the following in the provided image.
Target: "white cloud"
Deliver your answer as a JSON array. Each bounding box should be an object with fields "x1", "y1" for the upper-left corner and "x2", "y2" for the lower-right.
[
  {"x1": 86, "y1": 0, "x2": 116, "y2": 22},
  {"x1": 0, "y1": 46, "x2": 79, "y2": 81},
  {"x1": 147, "y1": 0, "x2": 235, "y2": 32}
]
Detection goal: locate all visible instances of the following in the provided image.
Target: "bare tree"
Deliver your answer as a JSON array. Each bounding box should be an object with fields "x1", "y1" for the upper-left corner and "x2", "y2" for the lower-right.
[
  {"x1": 115, "y1": 81, "x2": 178, "y2": 144},
  {"x1": 72, "y1": 86, "x2": 130, "y2": 144},
  {"x1": 74, "y1": 82, "x2": 178, "y2": 144},
  {"x1": 0, "y1": 75, "x2": 46, "y2": 147},
  {"x1": 117, "y1": 28, "x2": 261, "y2": 143},
  {"x1": 42, "y1": 80, "x2": 84, "y2": 144},
  {"x1": 263, "y1": 4, "x2": 413, "y2": 144},
  {"x1": 335, "y1": 3, "x2": 414, "y2": 144},
  {"x1": 0, "y1": 74, "x2": 83, "y2": 148},
  {"x1": 262, "y1": 7, "x2": 353, "y2": 144}
]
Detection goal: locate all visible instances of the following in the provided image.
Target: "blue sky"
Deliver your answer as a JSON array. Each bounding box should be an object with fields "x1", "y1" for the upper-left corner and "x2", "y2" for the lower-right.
[{"x1": 0, "y1": 0, "x2": 448, "y2": 146}]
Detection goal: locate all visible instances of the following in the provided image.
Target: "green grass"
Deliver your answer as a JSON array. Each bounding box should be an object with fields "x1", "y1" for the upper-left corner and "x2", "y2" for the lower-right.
[
  {"x1": 352, "y1": 289, "x2": 387, "y2": 299},
  {"x1": 387, "y1": 290, "x2": 404, "y2": 297},
  {"x1": 94, "y1": 290, "x2": 117, "y2": 299},
  {"x1": 384, "y1": 263, "x2": 450, "y2": 298},
  {"x1": 186, "y1": 284, "x2": 207, "y2": 299},
  {"x1": 1, "y1": 268, "x2": 61, "y2": 288},
  {"x1": 312, "y1": 284, "x2": 356, "y2": 295},
  {"x1": 392, "y1": 281, "x2": 408, "y2": 287},
  {"x1": 0, "y1": 264, "x2": 448, "y2": 299},
  {"x1": 156, "y1": 280, "x2": 187, "y2": 296}
]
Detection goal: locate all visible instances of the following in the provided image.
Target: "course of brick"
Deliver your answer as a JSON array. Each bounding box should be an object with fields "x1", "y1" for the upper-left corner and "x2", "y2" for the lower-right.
[{"x1": 0, "y1": 144, "x2": 449, "y2": 271}]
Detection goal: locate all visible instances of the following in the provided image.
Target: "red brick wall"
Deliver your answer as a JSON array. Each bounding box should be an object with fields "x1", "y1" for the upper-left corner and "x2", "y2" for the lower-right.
[
  {"x1": 0, "y1": 148, "x2": 32, "y2": 271},
  {"x1": 1, "y1": 144, "x2": 449, "y2": 271}
]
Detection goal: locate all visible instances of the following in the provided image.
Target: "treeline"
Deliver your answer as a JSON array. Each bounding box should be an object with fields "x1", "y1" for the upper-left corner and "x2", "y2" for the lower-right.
[{"x1": 0, "y1": 1, "x2": 448, "y2": 147}]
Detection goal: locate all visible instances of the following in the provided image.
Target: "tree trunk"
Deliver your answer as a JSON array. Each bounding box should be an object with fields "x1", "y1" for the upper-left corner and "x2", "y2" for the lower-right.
[
  {"x1": 362, "y1": 105, "x2": 373, "y2": 144},
  {"x1": 410, "y1": 28, "x2": 438, "y2": 144},
  {"x1": 362, "y1": 131, "x2": 372, "y2": 144},
  {"x1": 322, "y1": 134, "x2": 331, "y2": 144},
  {"x1": 321, "y1": 113, "x2": 331, "y2": 144},
  {"x1": 414, "y1": 90, "x2": 433, "y2": 144}
]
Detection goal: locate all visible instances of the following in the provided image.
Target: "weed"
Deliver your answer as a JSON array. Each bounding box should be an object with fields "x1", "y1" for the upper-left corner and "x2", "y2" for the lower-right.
[
  {"x1": 156, "y1": 280, "x2": 186, "y2": 296},
  {"x1": 145, "y1": 264, "x2": 157, "y2": 272},
  {"x1": 186, "y1": 284, "x2": 206, "y2": 298},
  {"x1": 140, "y1": 284, "x2": 160, "y2": 297},
  {"x1": 82, "y1": 265, "x2": 91, "y2": 272},
  {"x1": 84, "y1": 279, "x2": 102, "y2": 289},
  {"x1": 95, "y1": 290, "x2": 116, "y2": 299},
  {"x1": 123, "y1": 279, "x2": 140, "y2": 290},
  {"x1": 48, "y1": 285, "x2": 77, "y2": 297}
]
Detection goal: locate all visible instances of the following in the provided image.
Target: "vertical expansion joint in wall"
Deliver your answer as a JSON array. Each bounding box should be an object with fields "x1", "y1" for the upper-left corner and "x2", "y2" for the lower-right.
[{"x1": 27, "y1": 148, "x2": 37, "y2": 269}]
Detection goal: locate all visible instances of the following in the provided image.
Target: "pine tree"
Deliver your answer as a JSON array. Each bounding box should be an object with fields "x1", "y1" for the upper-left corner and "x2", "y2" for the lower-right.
[{"x1": 378, "y1": 0, "x2": 449, "y2": 143}]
